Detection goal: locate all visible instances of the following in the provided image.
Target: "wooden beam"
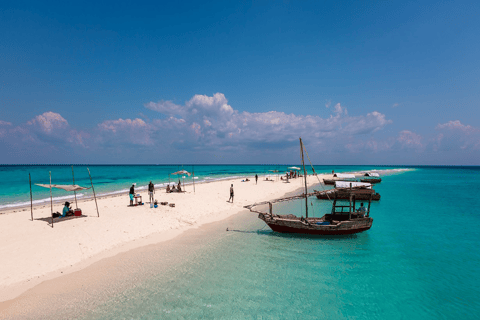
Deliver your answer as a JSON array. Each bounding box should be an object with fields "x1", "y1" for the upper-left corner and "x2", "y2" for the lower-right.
[
  {"x1": 87, "y1": 168, "x2": 100, "y2": 218},
  {"x1": 29, "y1": 173, "x2": 33, "y2": 221}
]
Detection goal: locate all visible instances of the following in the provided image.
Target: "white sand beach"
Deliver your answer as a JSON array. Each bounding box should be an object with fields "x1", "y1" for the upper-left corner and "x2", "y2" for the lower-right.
[{"x1": 0, "y1": 174, "x2": 330, "y2": 304}]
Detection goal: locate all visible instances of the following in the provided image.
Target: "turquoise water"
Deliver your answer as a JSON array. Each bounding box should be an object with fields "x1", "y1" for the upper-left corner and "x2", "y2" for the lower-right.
[
  {"x1": 74, "y1": 166, "x2": 480, "y2": 319},
  {"x1": 1, "y1": 164, "x2": 398, "y2": 209}
]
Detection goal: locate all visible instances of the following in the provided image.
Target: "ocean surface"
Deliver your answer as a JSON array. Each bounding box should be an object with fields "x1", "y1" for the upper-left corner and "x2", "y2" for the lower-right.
[
  {"x1": 4, "y1": 166, "x2": 480, "y2": 319},
  {"x1": 1, "y1": 164, "x2": 399, "y2": 209},
  {"x1": 66, "y1": 166, "x2": 480, "y2": 319}
]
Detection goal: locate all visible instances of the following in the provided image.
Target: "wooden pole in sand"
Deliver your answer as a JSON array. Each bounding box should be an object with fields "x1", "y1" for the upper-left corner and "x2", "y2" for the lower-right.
[
  {"x1": 87, "y1": 168, "x2": 100, "y2": 217},
  {"x1": 71, "y1": 165, "x2": 78, "y2": 209},
  {"x1": 192, "y1": 165, "x2": 195, "y2": 193},
  {"x1": 29, "y1": 173, "x2": 33, "y2": 221},
  {"x1": 300, "y1": 138, "x2": 308, "y2": 218},
  {"x1": 50, "y1": 171, "x2": 54, "y2": 228}
]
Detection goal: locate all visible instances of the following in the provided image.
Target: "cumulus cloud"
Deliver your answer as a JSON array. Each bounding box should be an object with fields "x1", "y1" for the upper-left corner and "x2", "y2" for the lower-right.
[
  {"x1": 434, "y1": 120, "x2": 480, "y2": 151},
  {"x1": 99, "y1": 118, "x2": 147, "y2": 133},
  {"x1": 397, "y1": 130, "x2": 423, "y2": 149},
  {"x1": 1, "y1": 95, "x2": 396, "y2": 163},
  {"x1": 27, "y1": 112, "x2": 68, "y2": 133},
  {"x1": 98, "y1": 118, "x2": 153, "y2": 146},
  {"x1": 0, "y1": 120, "x2": 12, "y2": 138},
  {"x1": 144, "y1": 93, "x2": 392, "y2": 152}
]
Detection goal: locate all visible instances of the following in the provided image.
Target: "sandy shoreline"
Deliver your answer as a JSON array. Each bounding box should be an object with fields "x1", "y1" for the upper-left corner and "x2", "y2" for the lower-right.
[{"x1": 0, "y1": 173, "x2": 327, "y2": 304}]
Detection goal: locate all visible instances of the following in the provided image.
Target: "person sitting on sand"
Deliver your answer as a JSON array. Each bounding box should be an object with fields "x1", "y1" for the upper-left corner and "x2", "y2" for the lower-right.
[
  {"x1": 357, "y1": 203, "x2": 366, "y2": 216},
  {"x1": 171, "y1": 185, "x2": 176, "y2": 192},
  {"x1": 177, "y1": 184, "x2": 182, "y2": 192},
  {"x1": 61, "y1": 201, "x2": 74, "y2": 217},
  {"x1": 166, "y1": 185, "x2": 171, "y2": 193}
]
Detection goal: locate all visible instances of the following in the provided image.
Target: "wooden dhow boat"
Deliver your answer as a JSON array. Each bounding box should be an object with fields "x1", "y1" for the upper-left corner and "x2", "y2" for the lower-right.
[
  {"x1": 360, "y1": 172, "x2": 382, "y2": 184},
  {"x1": 323, "y1": 173, "x2": 356, "y2": 185},
  {"x1": 316, "y1": 181, "x2": 381, "y2": 201},
  {"x1": 245, "y1": 138, "x2": 374, "y2": 235}
]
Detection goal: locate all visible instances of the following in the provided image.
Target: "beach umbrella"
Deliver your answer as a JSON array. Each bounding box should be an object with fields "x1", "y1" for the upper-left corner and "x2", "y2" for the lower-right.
[
  {"x1": 172, "y1": 170, "x2": 191, "y2": 176},
  {"x1": 288, "y1": 166, "x2": 301, "y2": 170},
  {"x1": 172, "y1": 170, "x2": 191, "y2": 190}
]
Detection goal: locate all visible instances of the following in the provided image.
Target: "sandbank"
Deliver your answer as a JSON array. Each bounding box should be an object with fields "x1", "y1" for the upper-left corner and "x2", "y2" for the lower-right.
[{"x1": 0, "y1": 173, "x2": 329, "y2": 305}]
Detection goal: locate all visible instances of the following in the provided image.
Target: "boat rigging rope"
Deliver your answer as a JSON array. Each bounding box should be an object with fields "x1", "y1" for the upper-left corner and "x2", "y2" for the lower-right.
[{"x1": 302, "y1": 144, "x2": 333, "y2": 203}]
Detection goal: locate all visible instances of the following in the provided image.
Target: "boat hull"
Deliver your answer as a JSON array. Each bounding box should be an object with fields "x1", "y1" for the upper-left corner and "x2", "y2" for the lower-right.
[
  {"x1": 316, "y1": 192, "x2": 380, "y2": 201},
  {"x1": 360, "y1": 178, "x2": 381, "y2": 184},
  {"x1": 266, "y1": 223, "x2": 371, "y2": 235},
  {"x1": 259, "y1": 213, "x2": 373, "y2": 236}
]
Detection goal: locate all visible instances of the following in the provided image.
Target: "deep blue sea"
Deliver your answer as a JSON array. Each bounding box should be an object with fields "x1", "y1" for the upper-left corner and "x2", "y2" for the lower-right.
[{"x1": 3, "y1": 166, "x2": 480, "y2": 319}]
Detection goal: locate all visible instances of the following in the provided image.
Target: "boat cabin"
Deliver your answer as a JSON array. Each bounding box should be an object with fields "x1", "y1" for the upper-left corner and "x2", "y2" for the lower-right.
[{"x1": 325, "y1": 187, "x2": 374, "y2": 222}]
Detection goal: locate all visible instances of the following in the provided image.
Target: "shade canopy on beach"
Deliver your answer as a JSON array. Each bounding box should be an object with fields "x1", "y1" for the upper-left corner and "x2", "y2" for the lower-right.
[
  {"x1": 364, "y1": 172, "x2": 380, "y2": 177},
  {"x1": 35, "y1": 184, "x2": 91, "y2": 192},
  {"x1": 335, "y1": 181, "x2": 372, "y2": 189},
  {"x1": 333, "y1": 173, "x2": 356, "y2": 179},
  {"x1": 288, "y1": 167, "x2": 301, "y2": 170},
  {"x1": 172, "y1": 170, "x2": 191, "y2": 176}
]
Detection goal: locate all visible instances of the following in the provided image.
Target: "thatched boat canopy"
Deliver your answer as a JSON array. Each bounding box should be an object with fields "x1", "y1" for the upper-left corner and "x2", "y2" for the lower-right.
[
  {"x1": 335, "y1": 181, "x2": 372, "y2": 189},
  {"x1": 364, "y1": 172, "x2": 380, "y2": 177},
  {"x1": 333, "y1": 173, "x2": 356, "y2": 179}
]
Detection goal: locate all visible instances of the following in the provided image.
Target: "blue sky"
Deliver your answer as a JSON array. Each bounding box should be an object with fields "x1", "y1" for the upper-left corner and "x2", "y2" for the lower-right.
[{"x1": 1, "y1": 0, "x2": 479, "y2": 164}]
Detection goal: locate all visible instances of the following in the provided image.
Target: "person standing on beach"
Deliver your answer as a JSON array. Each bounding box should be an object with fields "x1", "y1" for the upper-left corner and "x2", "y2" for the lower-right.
[
  {"x1": 255, "y1": 174, "x2": 258, "y2": 184},
  {"x1": 148, "y1": 181, "x2": 155, "y2": 203},
  {"x1": 228, "y1": 184, "x2": 234, "y2": 202},
  {"x1": 129, "y1": 183, "x2": 135, "y2": 206}
]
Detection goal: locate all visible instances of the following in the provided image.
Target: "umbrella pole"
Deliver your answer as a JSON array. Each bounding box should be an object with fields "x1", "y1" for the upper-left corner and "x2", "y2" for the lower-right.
[
  {"x1": 50, "y1": 171, "x2": 54, "y2": 228},
  {"x1": 29, "y1": 173, "x2": 33, "y2": 221},
  {"x1": 71, "y1": 165, "x2": 78, "y2": 209},
  {"x1": 193, "y1": 165, "x2": 195, "y2": 193},
  {"x1": 87, "y1": 168, "x2": 100, "y2": 217}
]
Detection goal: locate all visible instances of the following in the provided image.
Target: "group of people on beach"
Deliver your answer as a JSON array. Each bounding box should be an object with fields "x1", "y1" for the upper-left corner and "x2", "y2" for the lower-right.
[
  {"x1": 166, "y1": 181, "x2": 182, "y2": 193},
  {"x1": 127, "y1": 173, "x2": 269, "y2": 206},
  {"x1": 129, "y1": 180, "x2": 185, "y2": 206}
]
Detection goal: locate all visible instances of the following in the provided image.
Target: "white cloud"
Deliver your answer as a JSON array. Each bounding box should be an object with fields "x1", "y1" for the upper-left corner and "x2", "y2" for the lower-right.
[
  {"x1": 392, "y1": 103, "x2": 400, "y2": 108},
  {"x1": 434, "y1": 120, "x2": 480, "y2": 151},
  {"x1": 99, "y1": 118, "x2": 147, "y2": 133},
  {"x1": 436, "y1": 120, "x2": 477, "y2": 133},
  {"x1": 27, "y1": 112, "x2": 68, "y2": 133},
  {"x1": 143, "y1": 94, "x2": 392, "y2": 153},
  {"x1": 397, "y1": 130, "x2": 423, "y2": 149}
]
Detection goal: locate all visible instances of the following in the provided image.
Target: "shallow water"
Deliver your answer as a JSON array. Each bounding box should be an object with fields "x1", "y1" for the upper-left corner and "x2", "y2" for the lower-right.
[
  {"x1": 1, "y1": 164, "x2": 401, "y2": 209},
  {"x1": 72, "y1": 167, "x2": 480, "y2": 319}
]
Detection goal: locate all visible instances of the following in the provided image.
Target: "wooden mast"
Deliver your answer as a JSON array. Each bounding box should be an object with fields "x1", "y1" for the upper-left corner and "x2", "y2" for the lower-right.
[
  {"x1": 192, "y1": 165, "x2": 195, "y2": 193},
  {"x1": 87, "y1": 168, "x2": 100, "y2": 217},
  {"x1": 300, "y1": 138, "x2": 308, "y2": 218},
  {"x1": 71, "y1": 165, "x2": 78, "y2": 209},
  {"x1": 29, "y1": 173, "x2": 33, "y2": 221},
  {"x1": 49, "y1": 171, "x2": 54, "y2": 228}
]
